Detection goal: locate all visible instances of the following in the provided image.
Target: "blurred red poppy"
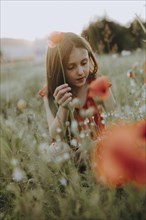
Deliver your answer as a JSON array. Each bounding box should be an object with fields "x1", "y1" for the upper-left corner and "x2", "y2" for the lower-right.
[
  {"x1": 88, "y1": 76, "x2": 111, "y2": 100},
  {"x1": 38, "y1": 84, "x2": 48, "y2": 97},
  {"x1": 135, "y1": 119, "x2": 146, "y2": 143},
  {"x1": 91, "y1": 121, "x2": 146, "y2": 187},
  {"x1": 48, "y1": 31, "x2": 64, "y2": 48},
  {"x1": 127, "y1": 71, "x2": 135, "y2": 78}
]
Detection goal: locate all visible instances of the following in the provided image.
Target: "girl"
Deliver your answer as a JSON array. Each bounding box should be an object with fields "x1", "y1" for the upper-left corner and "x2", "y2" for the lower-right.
[{"x1": 39, "y1": 32, "x2": 116, "y2": 155}]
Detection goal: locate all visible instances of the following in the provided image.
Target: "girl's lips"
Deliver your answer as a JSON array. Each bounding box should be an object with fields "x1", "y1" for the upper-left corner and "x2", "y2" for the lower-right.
[{"x1": 76, "y1": 77, "x2": 86, "y2": 81}]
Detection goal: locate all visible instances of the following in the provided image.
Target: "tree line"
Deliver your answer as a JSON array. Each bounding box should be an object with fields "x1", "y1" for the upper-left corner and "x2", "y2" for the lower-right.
[{"x1": 81, "y1": 17, "x2": 146, "y2": 54}]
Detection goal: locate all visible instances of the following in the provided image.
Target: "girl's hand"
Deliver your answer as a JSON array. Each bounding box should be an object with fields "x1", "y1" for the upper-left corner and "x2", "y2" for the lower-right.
[{"x1": 53, "y1": 84, "x2": 72, "y2": 108}]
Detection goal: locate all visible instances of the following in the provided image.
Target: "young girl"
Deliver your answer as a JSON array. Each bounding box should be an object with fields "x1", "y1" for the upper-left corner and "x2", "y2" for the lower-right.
[{"x1": 39, "y1": 32, "x2": 116, "y2": 156}]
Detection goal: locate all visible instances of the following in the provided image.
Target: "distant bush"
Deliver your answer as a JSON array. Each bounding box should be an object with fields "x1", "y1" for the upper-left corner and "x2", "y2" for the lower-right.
[{"x1": 81, "y1": 17, "x2": 146, "y2": 54}]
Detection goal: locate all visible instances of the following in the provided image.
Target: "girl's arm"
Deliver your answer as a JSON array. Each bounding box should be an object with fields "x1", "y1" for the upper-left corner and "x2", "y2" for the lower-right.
[
  {"x1": 40, "y1": 84, "x2": 72, "y2": 140},
  {"x1": 103, "y1": 88, "x2": 116, "y2": 112}
]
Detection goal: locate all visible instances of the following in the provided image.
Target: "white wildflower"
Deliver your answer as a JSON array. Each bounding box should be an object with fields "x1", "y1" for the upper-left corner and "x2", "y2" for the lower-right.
[
  {"x1": 124, "y1": 105, "x2": 131, "y2": 114},
  {"x1": 11, "y1": 158, "x2": 18, "y2": 166},
  {"x1": 80, "y1": 132, "x2": 85, "y2": 139},
  {"x1": 63, "y1": 152, "x2": 70, "y2": 160},
  {"x1": 54, "y1": 152, "x2": 70, "y2": 163},
  {"x1": 112, "y1": 54, "x2": 118, "y2": 59},
  {"x1": 59, "y1": 178, "x2": 67, "y2": 186},
  {"x1": 100, "y1": 113, "x2": 107, "y2": 118},
  {"x1": 12, "y1": 167, "x2": 25, "y2": 181},
  {"x1": 86, "y1": 133, "x2": 89, "y2": 137},
  {"x1": 65, "y1": 121, "x2": 70, "y2": 126},
  {"x1": 112, "y1": 111, "x2": 121, "y2": 118},
  {"x1": 85, "y1": 107, "x2": 94, "y2": 117},
  {"x1": 130, "y1": 79, "x2": 136, "y2": 87},
  {"x1": 139, "y1": 104, "x2": 146, "y2": 114},
  {"x1": 134, "y1": 101, "x2": 140, "y2": 106},
  {"x1": 39, "y1": 142, "x2": 50, "y2": 154},
  {"x1": 71, "y1": 120, "x2": 78, "y2": 134},
  {"x1": 101, "y1": 119, "x2": 105, "y2": 125},
  {"x1": 70, "y1": 139, "x2": 78, "y2": 147},
  {"x1": 90, "y1": 122, "x2": 95, "y2": 127},
  {"x1": 121, "y1": 50, "x2": 131, "y2": 56},
  {"x1": 42, "y1": 133, "x2": 47, "y2": 138},
  {"x1": 80, "y1": 109, "x2": 86, "y2": 117},
  {"x1": 84, "y1": 118, "x2": 89, "y2": 125},
  {"x1": 141, "y1": 91, "x2": 146, "y2": 100},
  {"x1": 56, "y1": 135, "x2": 62, "y2": 142},
  {"x1": 70, "y1": 98, "x2": 81, "y2": 108},
  {"x1": 57, "y1": 128, "x2": 62, "y2": 133},
  {"x1": 139, "y1": 69, "x2": 143, "y2": 74}
]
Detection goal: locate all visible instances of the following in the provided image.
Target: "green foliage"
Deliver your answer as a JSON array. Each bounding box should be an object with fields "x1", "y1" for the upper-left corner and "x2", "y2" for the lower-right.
[
  {"x1": 0, "y1": 52, "x2": 146, "y2": 219},
  {"x1": 81, "y1": 17, "x2": 146, "y2": 53}
]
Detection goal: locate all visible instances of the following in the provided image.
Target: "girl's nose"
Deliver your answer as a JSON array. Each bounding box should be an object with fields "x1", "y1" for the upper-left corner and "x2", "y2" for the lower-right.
[{"x1": 77, "y1": 65, "x2": 84, "y2": 75}]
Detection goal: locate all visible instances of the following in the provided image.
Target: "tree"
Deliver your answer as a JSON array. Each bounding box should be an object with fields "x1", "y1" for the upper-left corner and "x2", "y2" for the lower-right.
[{"x1": 81, "y1": 17, "x2": 146, "y2": 54}]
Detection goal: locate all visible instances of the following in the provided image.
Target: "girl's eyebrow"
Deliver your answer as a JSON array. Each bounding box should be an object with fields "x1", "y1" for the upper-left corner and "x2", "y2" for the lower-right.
[{"x1": 68, "y1": 58, "x2": 88, "y2": 65}]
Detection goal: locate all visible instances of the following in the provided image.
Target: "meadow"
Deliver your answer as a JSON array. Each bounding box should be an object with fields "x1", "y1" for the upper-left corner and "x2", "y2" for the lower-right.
[{"x1": 0, "y1": 50, "x2": 146, "y2": 220}]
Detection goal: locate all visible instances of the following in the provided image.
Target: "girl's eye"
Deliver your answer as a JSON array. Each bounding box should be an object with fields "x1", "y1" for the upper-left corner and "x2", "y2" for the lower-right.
[
  {"x1": 82, "y1": 60, "x2": 88, "y2": 65},
  {"x1": 67, "y1": 65, "x2": 74, "y2": 70}
]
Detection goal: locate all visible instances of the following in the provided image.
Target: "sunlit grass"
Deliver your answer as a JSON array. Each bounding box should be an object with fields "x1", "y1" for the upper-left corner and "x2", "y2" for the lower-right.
[{"x1": 0, "y1": 50, "x2": 146, "y2": 220}]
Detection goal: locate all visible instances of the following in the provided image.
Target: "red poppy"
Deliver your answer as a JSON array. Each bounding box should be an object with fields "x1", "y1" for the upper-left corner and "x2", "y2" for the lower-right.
[
  {"x1": 91, "y1": 121, "x2": 146, "y2": 187},
  {"x1": 127, "y1": 71, "x2": 135, "y2": 78},
  {"x1": 48, "y1": 31, "x2": 64, "y2": 48},
  {"x1": 135, "y1": 119, "x2": 146, "y2": 143},
  {"x1": 88, "y1": 76, "x2": 111, "y2": 100},
  {"x1": 38, "y1": 84, "x2": 48, "y2": 97},
  {"x1": 112, "y1": 144, "x2": 146, "y2": 186}
]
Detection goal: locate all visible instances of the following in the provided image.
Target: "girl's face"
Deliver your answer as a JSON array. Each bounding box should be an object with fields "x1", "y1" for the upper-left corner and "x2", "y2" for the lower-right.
[{"x1": 65, "y1": 47, "x2": 90, "y2": 89}]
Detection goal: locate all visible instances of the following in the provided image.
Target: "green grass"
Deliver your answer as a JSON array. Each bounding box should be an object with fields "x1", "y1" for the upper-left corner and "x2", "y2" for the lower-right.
[{"x1": 0, "y1": 50, "x2": 146, "y2": 220}]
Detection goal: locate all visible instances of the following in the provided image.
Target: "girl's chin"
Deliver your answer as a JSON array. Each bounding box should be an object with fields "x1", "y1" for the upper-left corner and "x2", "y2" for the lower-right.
[
  {"x1": 69, "y1": 78, "x2": 87, "y2": 89},
  {"x1": 75, "y1": 77, "x2": 86, "y2": 86}
]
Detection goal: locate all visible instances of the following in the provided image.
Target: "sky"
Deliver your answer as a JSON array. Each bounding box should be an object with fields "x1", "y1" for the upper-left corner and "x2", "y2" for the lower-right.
[{"x1": 1, "y1": 0, "x2": 145, "y2": 41}]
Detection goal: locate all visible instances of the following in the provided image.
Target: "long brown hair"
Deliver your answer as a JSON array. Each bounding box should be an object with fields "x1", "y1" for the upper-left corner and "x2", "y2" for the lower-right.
[{"x1": 46, "y1": 32, "x2": 98, "y2": 116}]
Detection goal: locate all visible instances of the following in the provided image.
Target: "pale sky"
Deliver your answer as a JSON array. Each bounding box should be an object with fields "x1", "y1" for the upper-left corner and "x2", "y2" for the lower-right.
[{"x1": 1, "y1": 0, "x2": 145, "y2": 40}]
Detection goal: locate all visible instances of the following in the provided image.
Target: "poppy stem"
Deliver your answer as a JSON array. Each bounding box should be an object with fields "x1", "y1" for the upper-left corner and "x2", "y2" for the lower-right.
[{"x1": 57, "y1": 46, "x2": 66, "y2": 83}]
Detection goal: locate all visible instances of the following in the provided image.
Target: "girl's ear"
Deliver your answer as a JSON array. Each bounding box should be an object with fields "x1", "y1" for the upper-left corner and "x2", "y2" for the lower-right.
[{"x1": 93, "y1": 66, "x2": 98, "y2": 74}]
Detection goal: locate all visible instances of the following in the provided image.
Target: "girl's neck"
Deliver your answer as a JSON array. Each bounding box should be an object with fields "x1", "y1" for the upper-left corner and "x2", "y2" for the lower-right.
[
  {"x1": 72, "y1": 83, "x2": 88, "y2": 98},
  {"x1": 72, "y1": 83, "x2": 88, "y2": 108}
]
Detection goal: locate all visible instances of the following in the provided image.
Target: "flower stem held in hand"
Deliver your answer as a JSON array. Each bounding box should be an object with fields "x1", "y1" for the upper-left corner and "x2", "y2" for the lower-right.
[{"x1": 57, "y1": 46, "x2": 66, "y2": 83}]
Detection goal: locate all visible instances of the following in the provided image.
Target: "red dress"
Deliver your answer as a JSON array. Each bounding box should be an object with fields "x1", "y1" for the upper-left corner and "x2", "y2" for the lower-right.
[{"x1": 75, "y1": 95, "x2": 104, "y2": 140}]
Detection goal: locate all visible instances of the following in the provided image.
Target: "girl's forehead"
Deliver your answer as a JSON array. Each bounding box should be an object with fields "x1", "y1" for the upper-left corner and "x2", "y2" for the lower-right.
[{"x1": 68, "y1": 47, "x2": 88, "y2": 63}]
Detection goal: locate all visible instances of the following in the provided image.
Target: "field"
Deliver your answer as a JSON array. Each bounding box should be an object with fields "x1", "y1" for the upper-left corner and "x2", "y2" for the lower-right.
[{"x1": 0, "y1": 50, "x2": 146, "y2": 220}]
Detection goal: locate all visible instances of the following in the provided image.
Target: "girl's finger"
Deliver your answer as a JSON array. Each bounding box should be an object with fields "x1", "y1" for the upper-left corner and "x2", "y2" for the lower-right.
[
  {"x1": 58, "y1": 92, "x2": 72, "y2": 105},
  {"x1": 61, "y1": 97, "x2": 72, "y2": 107},
  {"x1": 53, "y1": 84, "x2": 68, "y2": 96},
  {"x1": 55, "y1": 87, "x2": 71, "y2": 100}
]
